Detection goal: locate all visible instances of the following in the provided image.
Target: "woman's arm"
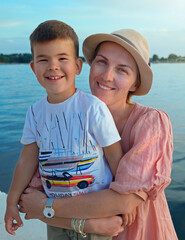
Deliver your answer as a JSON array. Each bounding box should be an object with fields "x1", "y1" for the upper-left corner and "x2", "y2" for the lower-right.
[
  {"x1": 20, "y1": 187, "x2": 143, "y2": 219},
  {"x1": 39, "y1": 216, "x2": 124, "y2": 237}
]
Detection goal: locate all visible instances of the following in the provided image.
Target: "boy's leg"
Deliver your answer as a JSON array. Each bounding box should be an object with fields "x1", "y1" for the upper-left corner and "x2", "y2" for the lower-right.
[
  {"x1": 77, "y1": 233, "x2": 112, "y2": 240},
  {"x1": 47, "y1": 225, "x2": 71, "y2": 240},
  {"x1": 47, "y1": 225, "x2": 112, "y2": 240}
]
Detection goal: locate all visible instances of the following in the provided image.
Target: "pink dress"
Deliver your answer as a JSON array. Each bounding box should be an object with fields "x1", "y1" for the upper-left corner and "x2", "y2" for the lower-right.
[{"x1": 110, "y1": 103, "x2": 178, "y2": 240}]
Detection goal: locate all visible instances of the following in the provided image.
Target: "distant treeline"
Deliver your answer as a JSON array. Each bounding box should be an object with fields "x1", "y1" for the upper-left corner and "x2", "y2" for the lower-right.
[
  {"x1": 151, "y1": 54, "x2": 185, "y2": 63},
  {"x1": 0, "y1": 53, "x2": 32, "y2": 63},
  {"x1": 0, "y1": 53, "x2": 184, "y2": 64},
  {"x1": 0, "y1": 53, "x2": 85, "y2": 63}
]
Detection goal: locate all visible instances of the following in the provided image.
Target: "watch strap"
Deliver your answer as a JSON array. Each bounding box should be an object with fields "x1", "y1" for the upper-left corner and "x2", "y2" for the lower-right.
[{"x1": 46, "y1": 198, "x2": 54, "y2": 208}]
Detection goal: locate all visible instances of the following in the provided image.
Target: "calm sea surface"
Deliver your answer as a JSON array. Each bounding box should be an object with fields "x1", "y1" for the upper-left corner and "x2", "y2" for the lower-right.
[{"x1": 0, "y1": 63, "x2": 185, "y2": 239}]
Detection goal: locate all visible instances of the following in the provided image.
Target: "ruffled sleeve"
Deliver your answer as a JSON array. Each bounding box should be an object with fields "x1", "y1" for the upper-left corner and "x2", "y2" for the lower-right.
[{"x1": 110, "y1": 108, "x2": 173, "y2": 201}]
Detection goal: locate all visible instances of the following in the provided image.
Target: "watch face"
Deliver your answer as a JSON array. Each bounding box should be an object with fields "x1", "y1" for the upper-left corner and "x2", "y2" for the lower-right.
[{"x1": 43, "y1": 207, "x2": 55, "y2": 218}]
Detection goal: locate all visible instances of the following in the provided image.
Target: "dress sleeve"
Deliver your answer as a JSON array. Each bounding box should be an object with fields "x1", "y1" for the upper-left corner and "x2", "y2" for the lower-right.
[{"x1": 110, "y1": 109, "x2": 173, "y2": 201}]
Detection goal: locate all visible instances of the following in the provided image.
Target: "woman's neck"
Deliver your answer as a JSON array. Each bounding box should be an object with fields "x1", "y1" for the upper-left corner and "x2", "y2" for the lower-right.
[{"x1": 108, "y1": 102, "x2": 135, "y2": 135}]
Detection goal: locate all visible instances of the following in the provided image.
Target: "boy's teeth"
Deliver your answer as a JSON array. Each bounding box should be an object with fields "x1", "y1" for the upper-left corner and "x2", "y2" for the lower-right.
[{"x1": 49, "y1": 76, "x2": 60, "y2": 80}]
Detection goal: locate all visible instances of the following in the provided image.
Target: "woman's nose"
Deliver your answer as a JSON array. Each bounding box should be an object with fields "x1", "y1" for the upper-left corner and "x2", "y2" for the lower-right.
[{"x1": 102, "y1": 67, "x2": 114, "y2": 81}]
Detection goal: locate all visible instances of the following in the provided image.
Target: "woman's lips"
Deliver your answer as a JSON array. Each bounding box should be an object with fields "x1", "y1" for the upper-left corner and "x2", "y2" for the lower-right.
[{"x1": 98, "y1": 82, "x2": 115, "y2": 90}]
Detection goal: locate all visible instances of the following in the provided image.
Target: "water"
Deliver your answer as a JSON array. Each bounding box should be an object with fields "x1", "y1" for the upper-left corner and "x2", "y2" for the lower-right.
[{"x1": 0, "y1": 63, "x2": 185, "y2": 239}]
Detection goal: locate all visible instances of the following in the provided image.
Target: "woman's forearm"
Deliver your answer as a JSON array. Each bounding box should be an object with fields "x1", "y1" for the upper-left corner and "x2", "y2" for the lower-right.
[
  {"x1": 41, "y1": 216, "x2": 124, "y2": 237},
  {"x1": 20, "y1": 188, "x2": 144, "y2": 220},
  {"x1": 53, "y1": 189, "x2": 143, "y2": 219}
]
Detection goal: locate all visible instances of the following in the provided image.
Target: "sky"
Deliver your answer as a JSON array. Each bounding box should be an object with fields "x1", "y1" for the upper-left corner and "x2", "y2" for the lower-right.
[{"x1": 0, "y1": 0, "x2": 185, "y2": 58}]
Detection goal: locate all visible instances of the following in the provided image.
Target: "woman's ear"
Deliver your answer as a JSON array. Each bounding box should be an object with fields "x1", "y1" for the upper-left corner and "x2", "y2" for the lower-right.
[
  {"x1": 129, "y1": 83, "x2": 137, "y2": 92},
  {"x1": 130, "y1": 74, "x2": 140, "y2": 92},
  {"x1": 76, "y1": 58, "x2": 83, "y2": 75}
]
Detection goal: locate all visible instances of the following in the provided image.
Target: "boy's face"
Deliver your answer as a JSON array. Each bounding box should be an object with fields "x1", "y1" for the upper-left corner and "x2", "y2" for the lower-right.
[{"x1": 30, "y1": 38, "x2": 82, "y2": 103}]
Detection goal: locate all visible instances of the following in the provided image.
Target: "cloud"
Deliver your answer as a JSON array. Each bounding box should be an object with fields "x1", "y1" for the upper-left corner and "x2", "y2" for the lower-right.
[{"x1": 0, "y1": 22, "x2": 23, "y2": 28}]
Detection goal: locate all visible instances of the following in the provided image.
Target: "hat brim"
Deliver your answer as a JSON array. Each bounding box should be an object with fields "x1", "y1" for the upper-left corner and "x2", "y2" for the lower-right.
[{"x1": 82, "y1": 33, "x2": 153, "y2": 96}]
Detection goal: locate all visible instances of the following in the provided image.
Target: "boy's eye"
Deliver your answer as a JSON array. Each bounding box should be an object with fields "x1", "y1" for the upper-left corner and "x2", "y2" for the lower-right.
[
  {"x1": 38, "y1": 59, "x2": 47, "y2": 62},
  {"x1": 59, "y1": 57, "x2": 67, "y2": 61}
]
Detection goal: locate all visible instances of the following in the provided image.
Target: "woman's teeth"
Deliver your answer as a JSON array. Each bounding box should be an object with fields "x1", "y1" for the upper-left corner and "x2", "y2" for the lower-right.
[{"x1": 99, "y1": 83, "x2": 111, "y2": 90}]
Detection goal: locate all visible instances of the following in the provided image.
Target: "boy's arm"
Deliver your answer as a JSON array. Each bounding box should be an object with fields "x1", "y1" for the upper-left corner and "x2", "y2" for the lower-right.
[
  {"x1": 103, "y1": 141, "x2": 123, "y2": 176},
  {"x1": 5, "y1": 142, "x2": 39, "y2": 235},
  {"x1": 7, "y1": 142, "x2": 39, "y2": 205}
]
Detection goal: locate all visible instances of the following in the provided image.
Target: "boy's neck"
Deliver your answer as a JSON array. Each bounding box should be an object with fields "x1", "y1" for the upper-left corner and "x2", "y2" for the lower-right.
[{"x1": 47, "y1": 89, "x2": 77, "y2": 104}]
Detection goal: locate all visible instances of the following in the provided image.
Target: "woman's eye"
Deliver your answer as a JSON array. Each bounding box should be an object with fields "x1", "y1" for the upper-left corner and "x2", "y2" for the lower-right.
[
  {"x1": 97, "y1": 59, "x2": 106, "y2": 64},
  {"x1": 118, "y1": 68, "x2": 126, "y2": 73}
]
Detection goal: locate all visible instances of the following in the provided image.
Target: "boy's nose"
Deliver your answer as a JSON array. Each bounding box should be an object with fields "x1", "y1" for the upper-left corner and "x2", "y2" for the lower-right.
[{"x1": 48, "y1": 61, "x2": 59, "y2": 71}]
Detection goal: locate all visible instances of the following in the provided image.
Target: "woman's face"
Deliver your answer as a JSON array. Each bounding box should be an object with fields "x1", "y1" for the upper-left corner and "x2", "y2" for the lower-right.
[{"x1": 89, "y1": 41, "x2": 138, "y2": 108}]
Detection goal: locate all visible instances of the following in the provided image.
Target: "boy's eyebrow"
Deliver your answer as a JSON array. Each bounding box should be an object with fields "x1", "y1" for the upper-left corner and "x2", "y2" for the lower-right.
[
  {"x1": 96, "y1": 54, "x2": 133, "y2": 70},
  {"x1": 36, "y1": 53, "x2": 69, "y2": 58}
]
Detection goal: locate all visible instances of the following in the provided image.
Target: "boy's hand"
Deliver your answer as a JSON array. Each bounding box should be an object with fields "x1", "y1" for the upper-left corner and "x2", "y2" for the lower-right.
[
  {"x1": 122, "y1": 207, "x2": 137, "y2": 227},
  {"x1": 4, "y1": 205, "x2": 23, "y2": 235}
]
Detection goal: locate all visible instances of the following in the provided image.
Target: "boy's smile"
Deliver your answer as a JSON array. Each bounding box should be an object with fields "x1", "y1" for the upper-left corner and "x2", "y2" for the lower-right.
[{"x1": 30, "y1": 38, "x2": 82, "y2": 104}]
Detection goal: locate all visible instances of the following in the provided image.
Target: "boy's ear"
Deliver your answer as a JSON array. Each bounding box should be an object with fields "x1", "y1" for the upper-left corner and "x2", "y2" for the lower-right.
[
  {"x1": 76, "y1": 58, "x2": 83, "y2": 75},
  {"x1": 30, "y1": 61, "x2": 35, "y2": 73}
]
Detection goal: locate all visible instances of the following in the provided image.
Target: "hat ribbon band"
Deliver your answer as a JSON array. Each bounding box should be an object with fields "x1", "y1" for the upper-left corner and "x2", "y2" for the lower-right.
[{"x1": 112, "y1": 33, "x2": 138, "y2": 51}]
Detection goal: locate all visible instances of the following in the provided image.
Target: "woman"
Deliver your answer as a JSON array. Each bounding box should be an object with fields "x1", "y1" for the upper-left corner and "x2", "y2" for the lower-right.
[{"x1": 19, "y1": 29, "x2": 178, "y2": 239}]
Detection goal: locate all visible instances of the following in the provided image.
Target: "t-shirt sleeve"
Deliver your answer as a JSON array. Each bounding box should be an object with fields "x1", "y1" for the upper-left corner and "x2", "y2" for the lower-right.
[
  {"x1": 90, "y1": 101, "x2": 121, "y2": 147},
  {"x1": 110, "y1": 109, "x2": 173, "y2": 201},
  {"x1": 20, "y1": 106, "x2": 37, "y2": 145}
]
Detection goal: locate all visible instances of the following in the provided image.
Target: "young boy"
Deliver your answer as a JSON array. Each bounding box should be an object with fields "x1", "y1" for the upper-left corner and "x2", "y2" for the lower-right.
[{"x1": 5, "y1": 20, "x2": 123, "y2": 239}]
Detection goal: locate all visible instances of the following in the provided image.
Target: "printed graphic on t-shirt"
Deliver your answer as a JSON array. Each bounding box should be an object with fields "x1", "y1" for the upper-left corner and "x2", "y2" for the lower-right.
[
  {"x1": 39, "y1": 151, "x2": 98, "y2": 198},
  {"x1": 35, "y1": 108, "x2": 110, "y2": 198}
]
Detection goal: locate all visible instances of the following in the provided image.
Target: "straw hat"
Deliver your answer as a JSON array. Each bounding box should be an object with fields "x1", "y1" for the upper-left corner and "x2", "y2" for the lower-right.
[{"x1": 82, "y1": 29, "x2": 153, "y2": 95}]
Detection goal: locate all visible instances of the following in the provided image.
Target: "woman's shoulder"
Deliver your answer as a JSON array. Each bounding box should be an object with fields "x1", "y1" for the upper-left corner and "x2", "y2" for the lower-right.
[
  {"x1": 126, "y1": 103, "x2": 172, "y2": 135},
  {"x1": 133, "y1": 103, "x2": 170, "y2": 121}
]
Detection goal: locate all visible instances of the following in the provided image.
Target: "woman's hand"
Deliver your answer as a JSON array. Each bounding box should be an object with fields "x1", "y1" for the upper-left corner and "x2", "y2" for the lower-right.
[
  {"x1": 85, "y1": 216, "x2": 124, "y2": 237},
  {"x1": 19, "y1": 187, "x2": 47, "y2": 220},
  {"x1": 122, "y1": 207, "x2": 137, "y2": 227}
]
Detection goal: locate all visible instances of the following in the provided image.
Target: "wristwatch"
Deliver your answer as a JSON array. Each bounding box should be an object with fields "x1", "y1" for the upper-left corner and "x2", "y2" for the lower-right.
[{"x1": 43, "y1": 198, "x2": 55, "y2": 218}]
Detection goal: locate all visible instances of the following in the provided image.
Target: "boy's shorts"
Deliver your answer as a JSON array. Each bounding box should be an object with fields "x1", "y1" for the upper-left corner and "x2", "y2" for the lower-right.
[{"x1": 47, "y1": 225, "x2": 112, "y2": 240}]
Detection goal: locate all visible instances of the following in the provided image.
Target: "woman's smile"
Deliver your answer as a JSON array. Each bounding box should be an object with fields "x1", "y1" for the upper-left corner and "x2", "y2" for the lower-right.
[{"x1": 97, "y1": 82, "x2": 115, "y2": 91}]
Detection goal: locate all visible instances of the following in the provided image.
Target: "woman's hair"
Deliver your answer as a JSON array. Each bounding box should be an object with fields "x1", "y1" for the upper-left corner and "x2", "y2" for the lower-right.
[
  {"x1": 30, "y1": 20, "x2": 79, "y2": 58},
  {"x1": 92, "y1": 43, "x2": 141, "y2": 103}
]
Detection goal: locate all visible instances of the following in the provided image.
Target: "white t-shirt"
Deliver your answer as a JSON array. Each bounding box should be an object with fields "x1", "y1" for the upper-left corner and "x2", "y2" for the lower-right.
[{"x1": 21, "y1": 89, "x2": 121, "y2": 198}]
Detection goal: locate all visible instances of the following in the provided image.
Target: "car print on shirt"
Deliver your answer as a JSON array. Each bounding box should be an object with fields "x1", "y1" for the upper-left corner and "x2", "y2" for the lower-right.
[{"x1": 42, "y1": 172, "x2": 95, "y2": 189}]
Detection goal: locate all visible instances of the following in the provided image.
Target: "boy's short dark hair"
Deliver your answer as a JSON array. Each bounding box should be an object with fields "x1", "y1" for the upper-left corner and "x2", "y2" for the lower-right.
[{"x1": 30, "y1": 20, "x2": 79, "y2": 58}]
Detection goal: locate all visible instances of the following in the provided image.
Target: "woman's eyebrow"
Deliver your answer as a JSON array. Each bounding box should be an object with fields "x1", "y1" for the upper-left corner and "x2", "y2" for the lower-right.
[
  {"x1": 96, "y1": 54, "x2": 108, "y2": 60},
  {"x1": 97, "y1": 54, "x2": 133, "y2": 70},
  {"x1": 118, "y1": 64, "x2": 133, "y2": 71}
]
